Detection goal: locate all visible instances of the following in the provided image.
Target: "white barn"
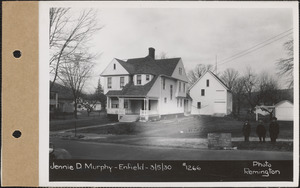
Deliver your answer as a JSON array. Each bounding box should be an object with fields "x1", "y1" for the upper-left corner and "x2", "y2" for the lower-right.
[
  {"x1": 275, "y1": 100, "x2": 293, "y2": 121},
  {"x1": 189, "y1": 70, "x2": 232, "y2": 116}
]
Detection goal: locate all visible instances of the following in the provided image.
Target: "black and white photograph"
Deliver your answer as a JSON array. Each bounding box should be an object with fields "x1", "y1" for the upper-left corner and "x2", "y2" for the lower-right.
[{"x1": 39, "y1": 1, "x2": 298, "y2": 186}]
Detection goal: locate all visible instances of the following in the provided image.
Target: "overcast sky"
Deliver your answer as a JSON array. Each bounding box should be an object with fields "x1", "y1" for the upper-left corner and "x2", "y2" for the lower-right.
[{"x1": 76, "y1": 7, "x2": 293, "y2": 92}]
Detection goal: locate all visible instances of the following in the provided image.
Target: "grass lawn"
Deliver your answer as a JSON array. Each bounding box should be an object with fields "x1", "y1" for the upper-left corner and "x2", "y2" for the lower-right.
[
  {"x1": 74, "y1": 115, "x2": 293, "y2": 139},
  {"x1": 50, "y1": 111, "x2": 116, "y2": 131}
]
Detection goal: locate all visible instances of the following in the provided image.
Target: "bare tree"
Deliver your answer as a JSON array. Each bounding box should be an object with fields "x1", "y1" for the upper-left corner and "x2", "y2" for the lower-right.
[
  {"x1": 221, "y1": 68, "x2": 239, "y2": 90},
  {"x1": 231, "y1": 77, "x2": 245, "y2": 117},
  {"x1": 155, "y1": 51, "x2": 168, "y2": 59},
  {"x1": 77, "y1": 94, "x2": 98, "y2": 117},
  {"x1": 242, "y1": 67, "x2": 258, "y2": 108},
  {"x1": 187, "y1": 64, "x2": 214, "y2": 85},
  {"x1": 49, "y1": 8, "x2": 102, "y2": 91},
  {"x1": 276, "y1": 38, "x2": 293, "y2": 88},
  {"x1": 59, "y1": 52, "x2": 95, "y2": 118},
  {"x1": 256, "y1": 72, "x2": 279, "y2": 106}
]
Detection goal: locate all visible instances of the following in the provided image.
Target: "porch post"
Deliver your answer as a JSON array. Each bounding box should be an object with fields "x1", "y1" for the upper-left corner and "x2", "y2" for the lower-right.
[
  {"x1": 107, "y1": 96, "x2": 110, "y2": 109},
  {"x1": 145, "y1": 98, "x2": 149, "y2": 121},
  {"x1": 119, "y1": 98, "x2": 124, "y2": 109}
]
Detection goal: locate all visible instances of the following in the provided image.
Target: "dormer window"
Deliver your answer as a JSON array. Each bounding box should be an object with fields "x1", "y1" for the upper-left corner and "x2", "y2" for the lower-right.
[
  {"x1": 113, "y1": 64, "x2": 116, "y2": 70},
  {"x1": 179, "y1": 67, "x2": 182, "y2": 75},
  {"x1": 137, "y1": 75, "x2": 142, "y2": 85},
  {"x1": 146, "y1": 75, "x2": 150, "y2": 81}
]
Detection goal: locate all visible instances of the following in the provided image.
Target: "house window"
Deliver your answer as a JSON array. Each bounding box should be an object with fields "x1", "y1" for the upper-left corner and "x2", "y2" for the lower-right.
[
  {"x1": 113, "y1": 64, "x2": 116, "y2": 70},
  {"x1": 180, "y1": 99, "x2": 183, "y2": 107},
  {"x1": 197, "y1": 102, "x2": 201, "y2": 109},
  {"x1": 170, "y1": 85, "x2": 173, "y2": 100},
  {"x1": 146, "y1": 75, "x2": 150, "y2": 81},
  {"x1": 124, "y1": 101, "x2": 128, "y2": 108},
  {"x1": 111, "y1": 99, "x2": 119, "y2": 108},
  {"x1": 137, "y1": 75, "x2": 141, "y2": 85},
  {"x1": 120, "y1": 77, "x2": 125, "y2": 88},
  {"x1": 177, "y1": 98, "x2": 179, "y2": 107},
  {"x1": 164, "y1": 97, "x2": 167, "y2": 103},
  {"x1": 179, "y1": 81, "x2": 181, "y2": 92},
  {"x1": 162, "y1": 78, "x2": 165, "y2": 89},
  {"x1": 183, "y1": 83, "x2": 186, "y2": 92},
  {"x1": 179, "y1": 67, "x2": 182, "y2": 75},
  {"x1": 107, "y1": 77, "x2": 112, "y2": 89},
  {"x1": 201, "y1": 89, "x2": 205, "y2": 96},
  {"x1": 206, "y1": 79, "x2": 209, "y2": 87}
]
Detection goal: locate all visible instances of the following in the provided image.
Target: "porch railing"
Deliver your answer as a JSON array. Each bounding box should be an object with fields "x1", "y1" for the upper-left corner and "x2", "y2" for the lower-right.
[
  {"x1": 140, "y1": 110, "x2": 148, "y2": 117},
  {"x1": 107, "y1": 108, "x2": 119, "y2": 114},
  {"x1": 140, "y1": 110, "x2": 158, "y2": 116}
]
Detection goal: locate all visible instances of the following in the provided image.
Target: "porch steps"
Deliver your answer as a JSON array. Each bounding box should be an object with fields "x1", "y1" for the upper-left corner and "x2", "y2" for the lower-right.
[{"x1": 119, "y1": 115, "x2": 140, "y2": 122}]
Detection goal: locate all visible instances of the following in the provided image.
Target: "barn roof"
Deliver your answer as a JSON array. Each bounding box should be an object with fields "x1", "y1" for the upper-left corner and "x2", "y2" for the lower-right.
[{"x1": 188, "y1": 70, "x2": 230, "y2": 92}]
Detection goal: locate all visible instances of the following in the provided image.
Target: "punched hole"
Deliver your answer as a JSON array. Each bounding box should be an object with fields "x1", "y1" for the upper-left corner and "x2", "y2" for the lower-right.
[
  {"x1": 13, "y1": 50, "x2": 22, "y2": 58},
  {"x1": 12, "y1": 130, "x2": 22, "y2": 138}
]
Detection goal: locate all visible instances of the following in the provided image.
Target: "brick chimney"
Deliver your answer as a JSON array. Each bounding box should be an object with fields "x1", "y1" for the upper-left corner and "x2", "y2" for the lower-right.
[{"x1": 148, "y1": 47, "x2": 155, "y2": 59}]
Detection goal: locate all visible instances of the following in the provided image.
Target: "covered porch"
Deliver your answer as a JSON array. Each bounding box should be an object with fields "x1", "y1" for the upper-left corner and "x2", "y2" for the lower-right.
[{"x1": 107, "y1": 96, "x2": 159, "y2": 121}]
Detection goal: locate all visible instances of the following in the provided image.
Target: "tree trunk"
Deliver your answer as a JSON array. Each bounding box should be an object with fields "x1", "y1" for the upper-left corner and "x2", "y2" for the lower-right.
[{"x1": 74, "y1": 100, "x2": 78, "y2": 119}]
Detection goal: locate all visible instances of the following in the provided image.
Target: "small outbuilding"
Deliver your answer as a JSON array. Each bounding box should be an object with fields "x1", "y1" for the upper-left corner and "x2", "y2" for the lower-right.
[{"x1": 275, "y1": 100, "x2": 293, "y2": 121}]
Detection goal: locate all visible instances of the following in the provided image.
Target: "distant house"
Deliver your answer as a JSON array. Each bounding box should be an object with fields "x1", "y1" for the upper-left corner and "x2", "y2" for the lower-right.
[
  {"x1": 275, "y1": 100, "x2": 293, "y2": 121},
  {"x1": 189, "y1": 70, "x2": 232, "y2": 116},
  {"x1": 94, "y1": 102, "x2": 102, "y2": 111},
  {"x1": 101, "y1": 47, "x2": 192, "y2": 122},
  {"x1": 50, "y1": 82, "x2": 74, "y2": 113}
]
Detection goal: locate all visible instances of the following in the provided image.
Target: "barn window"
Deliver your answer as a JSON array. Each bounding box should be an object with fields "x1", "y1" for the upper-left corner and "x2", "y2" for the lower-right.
[
  {"x1": 206, "y1": 79, "x2": 209, "y2": 87},
  {"x1": 201, "y1": 89, "x2": 205, "y2": 96},
  {"x1": 197, "y1": 102, "x2": 201, "y2": 109},
  {"x1": 179, "y1": 67, "x2": 182, "y2": 75},
  {"x1": 162, "y1": 78, "x2": 166, "y2": 89}
]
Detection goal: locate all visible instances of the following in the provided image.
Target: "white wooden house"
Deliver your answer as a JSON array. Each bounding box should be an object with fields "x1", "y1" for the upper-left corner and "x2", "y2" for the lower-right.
[
  {"x1": 101, "y1": 48, "x2": 192, "y2": 122},
  {"x1": 275, "y1": 100, "x2": 293, "y2": 121},
  {"x1": 189, "y1": 70, "x2": 232, "y2": 116}
]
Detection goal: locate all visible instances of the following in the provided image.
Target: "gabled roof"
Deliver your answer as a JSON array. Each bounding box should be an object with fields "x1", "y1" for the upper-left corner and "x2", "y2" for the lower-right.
[
  {"x1": 106, "y1": 76, "x2": 159, "y2": 97},
  {"x1": 116, "y1": 56, "x2": 181, "y2": 76},
  {"x1": 189, "y1": 70, "x2": 230, "y2": 91},
  {"x1": 275, "y1": 100, "x2": 293, "y2": 107},
  {"x1": 50, "y1": 82, "x2": 74, "y2": 100}
]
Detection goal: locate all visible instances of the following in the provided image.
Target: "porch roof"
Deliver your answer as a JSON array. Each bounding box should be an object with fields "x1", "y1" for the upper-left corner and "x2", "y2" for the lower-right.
[{"x1": 106, "y1": 76, "x2": 158, "y2": 97}]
